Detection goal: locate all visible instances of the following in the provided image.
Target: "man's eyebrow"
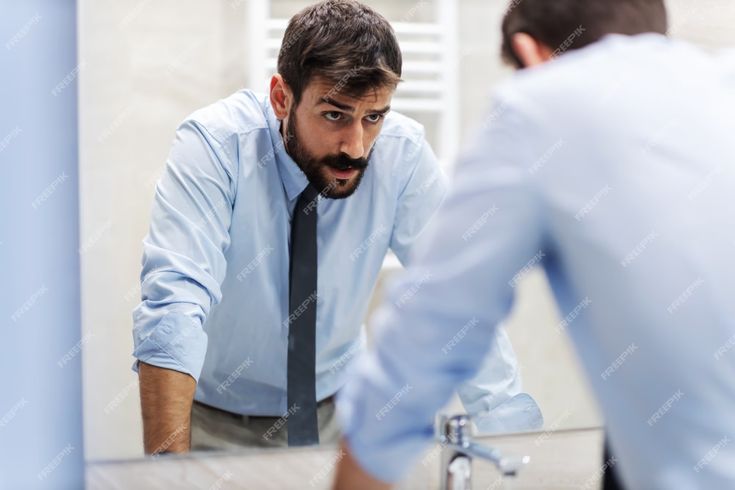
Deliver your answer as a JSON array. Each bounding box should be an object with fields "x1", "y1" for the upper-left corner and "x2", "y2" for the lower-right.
[
  {"x1": 318, "y1": 97, "x2": 391, "y2": 115},
  {"x1": 319, "y1": 97, "x2": 355, "y2": 112},
  {"x1": 370, "y1": 105, "x2": 391, "y2": 115}
]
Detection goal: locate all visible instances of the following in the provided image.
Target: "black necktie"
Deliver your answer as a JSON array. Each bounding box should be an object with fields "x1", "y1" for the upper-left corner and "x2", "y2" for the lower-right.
[{"x1": 287, "y1": 184, "x2": 319, "y2": 446}]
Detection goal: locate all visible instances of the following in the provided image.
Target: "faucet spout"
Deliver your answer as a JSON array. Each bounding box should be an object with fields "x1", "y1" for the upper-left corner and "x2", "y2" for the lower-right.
[{"x1": 439, "y1": 414, "x2": 530, "y2": 489}]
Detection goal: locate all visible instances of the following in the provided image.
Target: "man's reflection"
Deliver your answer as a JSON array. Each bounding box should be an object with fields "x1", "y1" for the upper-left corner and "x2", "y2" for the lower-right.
[{"x1": 131, "y1": 0, "x2": 541, "y2": 454}]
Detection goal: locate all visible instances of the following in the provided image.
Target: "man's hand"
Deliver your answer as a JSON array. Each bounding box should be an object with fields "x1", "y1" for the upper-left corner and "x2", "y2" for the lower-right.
[
  {"x1": 333, "y1": 439, "x2": 391, "y2": 490},
  {"x1": 138, "y1": 362, "x2": 196, "y2": 454}
]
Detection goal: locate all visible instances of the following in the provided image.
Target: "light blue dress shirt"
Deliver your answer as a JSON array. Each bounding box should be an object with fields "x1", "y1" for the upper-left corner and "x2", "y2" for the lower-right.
[
  {"x1": 337, "y1": 34, "x2": 735, "y2": 488},
  {"x1": 131, "y1": 90, "x2": 541, "y2": 426}
]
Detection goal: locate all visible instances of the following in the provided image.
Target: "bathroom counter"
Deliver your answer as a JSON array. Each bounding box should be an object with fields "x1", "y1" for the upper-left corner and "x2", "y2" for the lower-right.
[{"x1": 86, "y1": 426, "x2": 604, "y2": 489}]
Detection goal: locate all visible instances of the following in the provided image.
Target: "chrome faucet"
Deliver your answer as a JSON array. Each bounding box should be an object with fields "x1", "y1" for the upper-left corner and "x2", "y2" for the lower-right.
[{"x1": 438, "y1": 414, "x2": 530, "y2": 490}]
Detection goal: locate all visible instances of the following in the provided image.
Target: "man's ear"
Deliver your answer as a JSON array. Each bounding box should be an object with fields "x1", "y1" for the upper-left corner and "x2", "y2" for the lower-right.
[
  {"x1": 511, "y1": 33, "x2": 554, "y2": 68},
  {"x1": 269, "y1": 74, "x2": 292, "y2": 120}
]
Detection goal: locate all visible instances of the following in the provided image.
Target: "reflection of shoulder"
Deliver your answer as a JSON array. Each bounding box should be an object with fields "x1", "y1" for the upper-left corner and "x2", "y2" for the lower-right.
[
  {"x1": 372, "y1": 111, "x2": 436, "y2": 192},
  {"x1": 184, "y1": 89, "x2": 269, "y2": 146},
  {"x1": 378, "y1": 111, "x2": 425, "y2": 149},
  {"x1": 375, "y1": 110, "x2": 426, "y2": 165}
]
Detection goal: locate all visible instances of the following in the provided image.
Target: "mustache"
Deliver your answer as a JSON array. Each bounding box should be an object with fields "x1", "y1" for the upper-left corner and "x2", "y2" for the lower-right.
[{"x1": 321, "y1": 153, "x2": 369, "y2": 171}]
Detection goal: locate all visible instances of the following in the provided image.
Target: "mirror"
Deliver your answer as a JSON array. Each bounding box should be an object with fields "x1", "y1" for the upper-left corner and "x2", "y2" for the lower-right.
[{"x1": 78, "y1": 0, "x2": 734, "y2": 464}]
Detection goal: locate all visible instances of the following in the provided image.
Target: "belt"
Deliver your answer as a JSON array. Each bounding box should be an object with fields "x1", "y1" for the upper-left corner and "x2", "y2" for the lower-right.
[{"x1": 193, "y1": 395, "x2": 334, "y2": 420}]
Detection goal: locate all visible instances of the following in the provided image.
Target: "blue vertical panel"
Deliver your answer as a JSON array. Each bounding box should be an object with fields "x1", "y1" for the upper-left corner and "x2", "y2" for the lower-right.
[{"x1": 0, "y1": 0, "x2": 85, "y2": 489}]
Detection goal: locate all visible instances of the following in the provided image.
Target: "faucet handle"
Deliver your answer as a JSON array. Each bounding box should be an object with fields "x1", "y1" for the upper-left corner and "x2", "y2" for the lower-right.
[{"x1": 438, "y1": 414, "x2": 530, "y2": 477}]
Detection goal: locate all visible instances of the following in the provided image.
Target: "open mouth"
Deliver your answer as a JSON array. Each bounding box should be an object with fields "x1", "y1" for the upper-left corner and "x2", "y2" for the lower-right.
[{"x1": 327, "y1": 166, "x2": 359, "y2": 180}]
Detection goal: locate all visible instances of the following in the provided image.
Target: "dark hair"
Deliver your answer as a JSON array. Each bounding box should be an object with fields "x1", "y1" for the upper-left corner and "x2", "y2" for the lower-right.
[
  {"x1": 501, "y1": 0, "x2": 668, "y2": 68},
  {"x1": 277, "y1": 0, "x2": 403, "y2": 105}
]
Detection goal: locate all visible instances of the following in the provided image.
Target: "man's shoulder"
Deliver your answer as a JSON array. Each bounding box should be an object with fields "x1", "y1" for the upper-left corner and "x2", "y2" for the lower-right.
[
  {"x1": 378, "y1": 111, "x2": 426, "y2": 149},
  {"x1": 496, "y1": 34, "x2": 694, "y2": 108},
  {"x1": 183, "y1": 89, "x2": 270, "y2": 145}
]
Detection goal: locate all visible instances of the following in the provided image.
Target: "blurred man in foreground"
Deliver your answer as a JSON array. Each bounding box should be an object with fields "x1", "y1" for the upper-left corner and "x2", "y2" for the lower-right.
[{"x1": 334, "y1": 0, "x2": 735, "y2": 488}]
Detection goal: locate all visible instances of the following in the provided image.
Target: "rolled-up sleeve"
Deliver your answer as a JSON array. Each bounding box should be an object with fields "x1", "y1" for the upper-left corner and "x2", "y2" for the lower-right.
[
  {"x1": 131, "y1": 119, "x2": 237, "y2": 382},
  {"x1": 336, "y1": 97, "x2": 546, "y2": 483}
]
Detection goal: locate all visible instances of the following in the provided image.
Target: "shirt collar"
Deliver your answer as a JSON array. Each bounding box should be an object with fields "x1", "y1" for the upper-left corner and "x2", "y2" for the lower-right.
[{"x1": 264, "y1": 97, "x2": 309, "y2": 202}]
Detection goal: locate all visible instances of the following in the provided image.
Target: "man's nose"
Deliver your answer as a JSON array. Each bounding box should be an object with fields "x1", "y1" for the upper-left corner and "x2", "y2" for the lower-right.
[{"x1": 340, "y1": 123, "x2": 365, "y2": 160}]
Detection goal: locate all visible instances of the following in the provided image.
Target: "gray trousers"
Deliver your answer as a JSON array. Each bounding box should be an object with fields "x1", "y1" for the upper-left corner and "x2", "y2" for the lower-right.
[{"x1": 190, "y1": 397, "x2": 341, "y2": 450}]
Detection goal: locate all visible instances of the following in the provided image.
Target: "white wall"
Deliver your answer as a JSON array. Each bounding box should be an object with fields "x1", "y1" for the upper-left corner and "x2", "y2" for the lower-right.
[
  {"x1": 78, "y1": 0, "x2": 249, "y2": 461},
  {"x1": 79, "y1": 0, "x2": 735, "y2": 461}
]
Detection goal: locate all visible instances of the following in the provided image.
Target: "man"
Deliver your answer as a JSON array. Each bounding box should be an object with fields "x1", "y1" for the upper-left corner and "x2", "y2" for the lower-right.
[
  {"x1": 334, "y1": 0, "x2": 735, "y2": 488},
  {"x1": 131, "y1": 0, "x2": 540, "y2": 454}
]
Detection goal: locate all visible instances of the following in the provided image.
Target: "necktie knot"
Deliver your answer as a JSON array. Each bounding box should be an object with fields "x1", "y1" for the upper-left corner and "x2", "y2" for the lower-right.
[
  {"x1": 295, "y1": 184, "x2": 319, "y2": 219},
  {"x1": 302, "y1": 184, "x2": 319, "y2": 201}
]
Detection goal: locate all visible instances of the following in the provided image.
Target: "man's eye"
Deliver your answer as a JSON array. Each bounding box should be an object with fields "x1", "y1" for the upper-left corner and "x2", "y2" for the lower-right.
[
  {"x1": 323, "y1": 111, "x2": 343, "y2": 122},
  {"x1": 365, "y1": 113, "x2": 384, "y2": 124}
]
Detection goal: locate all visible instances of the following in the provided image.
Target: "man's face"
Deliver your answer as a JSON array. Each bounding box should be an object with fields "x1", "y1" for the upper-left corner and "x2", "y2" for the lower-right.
[{"x1": 282, "y1": 79, "x2": 393, "y2": 199}]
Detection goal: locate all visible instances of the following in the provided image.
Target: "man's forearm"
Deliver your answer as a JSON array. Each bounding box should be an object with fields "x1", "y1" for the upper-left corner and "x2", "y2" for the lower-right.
[{"x1": 138, "y1": 361, "x2": 197, "y2": 454}]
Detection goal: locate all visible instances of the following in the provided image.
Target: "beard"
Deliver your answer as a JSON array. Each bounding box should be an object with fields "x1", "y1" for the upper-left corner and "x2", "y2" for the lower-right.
[{"x1": 283, "y1": 111, "x2": 370, "y2": 200}]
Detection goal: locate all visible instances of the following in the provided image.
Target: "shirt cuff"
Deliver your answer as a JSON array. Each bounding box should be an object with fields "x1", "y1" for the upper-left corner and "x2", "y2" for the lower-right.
[{"x1": 131, "y1": 312, "x2": 208, "y2": 382}]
